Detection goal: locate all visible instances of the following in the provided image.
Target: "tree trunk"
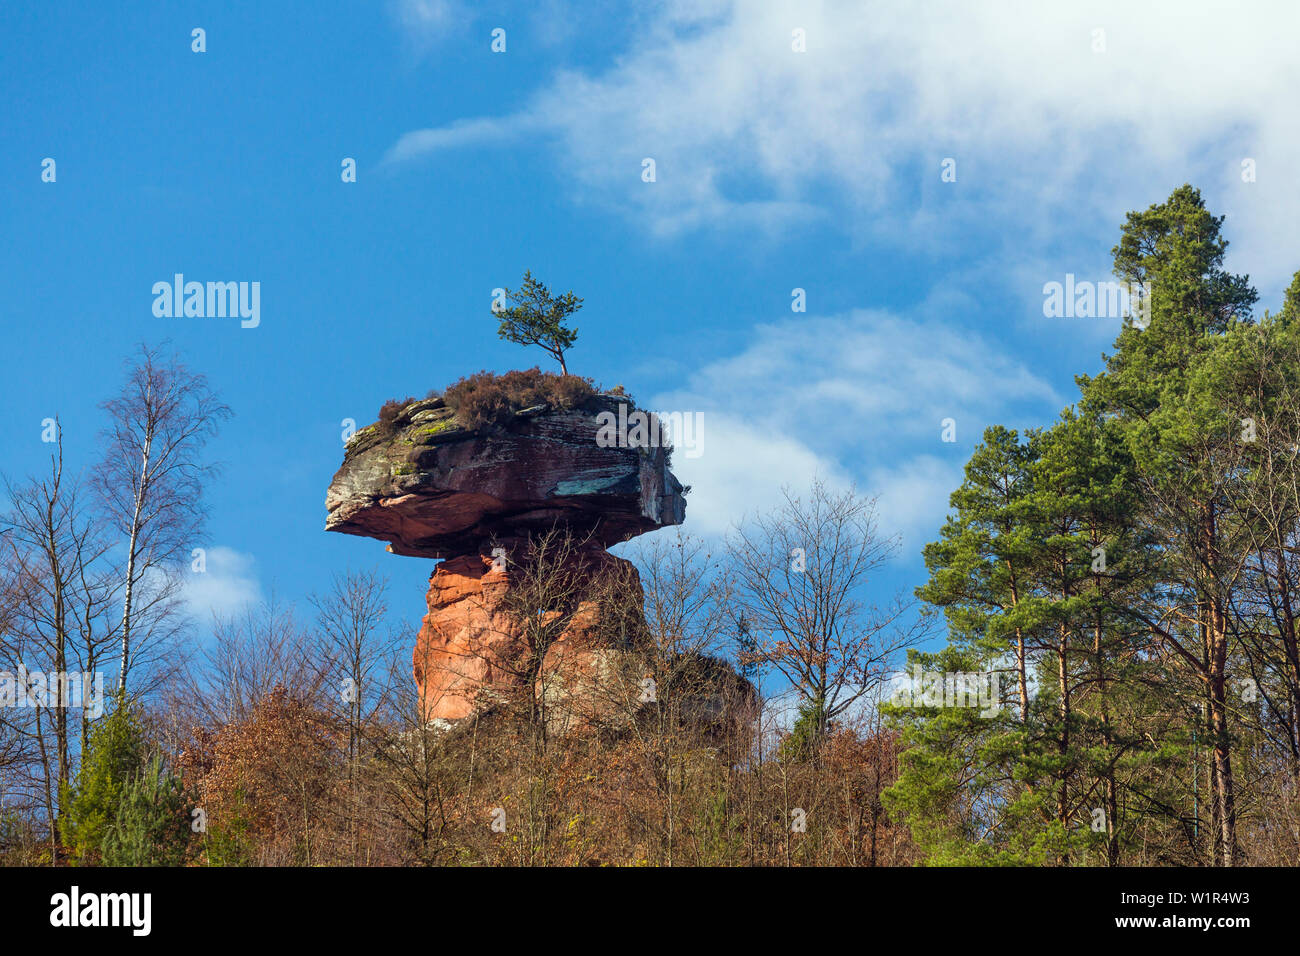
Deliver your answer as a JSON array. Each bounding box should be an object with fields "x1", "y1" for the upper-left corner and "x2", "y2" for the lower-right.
[
  {"x1": 118, "y1": 440, "x2": 150, "y2": 696},
  {"x1": 1095, "y1": 621, "x2": 1119, "y2": 865},
  {"x1": 1057, "y1": 613, "x2": 1070, "y2": 864},
  {"x1": 1208, "y1": 652, "x2": 1238, "y2": 866},
  {"x1": 1006, "y1": 568, "x2": 1029, "y2": 723},
  {"x1": 1202, "y1": 507, "x2": 1237, "y2": 865}
]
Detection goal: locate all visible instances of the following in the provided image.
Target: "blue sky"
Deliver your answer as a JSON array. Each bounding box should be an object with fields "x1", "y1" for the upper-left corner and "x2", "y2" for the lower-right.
[{"x1": 3, "y1": 0, "x2": 1298, "y2": 652}]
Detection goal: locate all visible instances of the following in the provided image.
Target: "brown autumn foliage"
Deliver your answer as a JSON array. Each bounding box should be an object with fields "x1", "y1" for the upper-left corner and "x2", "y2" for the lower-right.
[
  {"x1": 0, "y1": 642, "x2": 922, "y2": 868},
  {"x1": 180, "y1": 686, "x2": 345, "y2": 866},
  {"x1": 0, "y1": 490, "x2": 930, "y2": 867},
  {"x1": 376, "y1": 396, "x2": 418, "y2": 435}
]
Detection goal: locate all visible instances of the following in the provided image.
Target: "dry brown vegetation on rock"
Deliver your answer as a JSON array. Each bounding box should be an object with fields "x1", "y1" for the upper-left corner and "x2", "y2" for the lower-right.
[
  {"x1": 373, "y1": 369, "x2": 599, "y2": 437},
  {"x1": 443, "y1": 367, "x2": 597, "y2": 431},
  {"x1": 377, "y1": 396, "x2": 418, "y2": 434}
]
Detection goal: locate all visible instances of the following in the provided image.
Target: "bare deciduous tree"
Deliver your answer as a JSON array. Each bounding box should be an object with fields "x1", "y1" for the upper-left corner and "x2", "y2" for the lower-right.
[
  {"x1": 177, "y1": 596, "x2": 320, "y2": 731},
  {"x1": 613, "y1": 531, "x2": 748, "y2": 864},
  {"x1": 310, "y1": 568, "x2": 398, "y2": 863},
  {"x1": 728, "y1": 478, "x2": 926, "y2": 741},
  {"x1": 96, "y1": 344, "x2": 230, "y2": 695},
  {"x1": 2, "y1": 426, "x2": 119, "y2": 857}
]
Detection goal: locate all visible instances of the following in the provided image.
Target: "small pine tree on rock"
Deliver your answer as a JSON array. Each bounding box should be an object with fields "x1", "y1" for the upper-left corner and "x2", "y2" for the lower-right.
[{"x1": 493, "y1": 270, "x2": 581, "y2": 374}]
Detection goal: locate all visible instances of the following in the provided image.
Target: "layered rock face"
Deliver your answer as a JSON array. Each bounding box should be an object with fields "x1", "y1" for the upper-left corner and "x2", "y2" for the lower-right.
[
  {"x1": 325, "y1": 393, "x2": 689, "y2": 729},
  {"x1": 414, "y1": 542, "x2": 642, "y2": 731},
  {"x1": 326, "y1": 395, "x2": 685, "y2": 557}
]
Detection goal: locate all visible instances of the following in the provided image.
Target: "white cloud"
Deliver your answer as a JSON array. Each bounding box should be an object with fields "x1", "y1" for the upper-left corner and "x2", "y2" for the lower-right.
[
  {"x1": 866, "y1": 455, "x2": 964, "y2": 555},
  {"x1": 179, "y1": 546, "x2": 263, "y2": 624},
  {"x1": 384, "y1": 0, "x2": 1300, "y2": 293},
  {"x1": 391, "y1": 0, "x2": 463, "y2": 32},
  {"x1": 388, "y1": 0, "x2": 472, "y2": 51},
  {"x1": 662, "y1": 412, "x2": 850, "y2": 537},
  {"x1": 384, "y1": 116, "x2": 536, "y2": 165},
  {"x1": 652, "y1": 309, "x2": 1058, "y2": 545},
  {"x1": 657, "y1": 309, "x2": 1061, "y2": 446}
]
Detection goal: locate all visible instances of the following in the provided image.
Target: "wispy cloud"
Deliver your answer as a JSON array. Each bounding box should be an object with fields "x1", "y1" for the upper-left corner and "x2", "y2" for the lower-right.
[
  {"x1": 651, "y1": 308, "x2": 1060, "y2": 546},
  {"x1": 382, "y1": 0, "x2": 1300, "y2": 293},
  {"x1": 390, "y1": 0, "x2": 467, "y2": 34},
  {"x1": 383, "y1": 115, "x2": 539, "y2": 165},
  {"x1": 653, "y1": 411, "x2": 853, "y2": 538},
  {"x1": 387, "y1": 0, "x2": 474, "y2": 53},
  {"x1": 179, "y1": 546, "x2": 263, "y2": 624}
]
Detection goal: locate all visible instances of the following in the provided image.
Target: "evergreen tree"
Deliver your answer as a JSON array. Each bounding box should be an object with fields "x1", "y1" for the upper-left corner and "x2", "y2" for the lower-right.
[
  {"x1": 101, "y1": 755, "x2": 192, "y2": 866},
  {"x1": 60, "y1": 699, "x2": 146, "y2": 864},
  {"x1": 887, "y1": 427, "x2": 1049, "y2": 863},
  {"x1": 882, "y1": 643, "x2": 1012, "y2": 863},
  {"x1": 915, "y1": 425, "x2": 1039, "y2": 723},
  {"x1": 778, "y1": 698, "x2": 829, "y2": 763},
  {"x1": 493, "y1": 270, "x2": 581, "y2": 374},
  {"x1": 889, "y1": 412, "x2": 1173, "y2": 864},
  {"x1": 1079, "y1": 185, "x2": 1259, "y2": 865},
  {"x1": 1278, "y1": 269, "x2": 1300, "y2": 324}
]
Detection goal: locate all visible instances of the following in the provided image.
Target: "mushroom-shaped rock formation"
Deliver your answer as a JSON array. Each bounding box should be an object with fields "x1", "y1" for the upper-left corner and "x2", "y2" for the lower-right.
[
  {"x1": 325, "y1": 392, "x2": 695, "y2": 729},
  {"x1": 325, "y1": 395, "x2": 685, "y2": 558}
]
